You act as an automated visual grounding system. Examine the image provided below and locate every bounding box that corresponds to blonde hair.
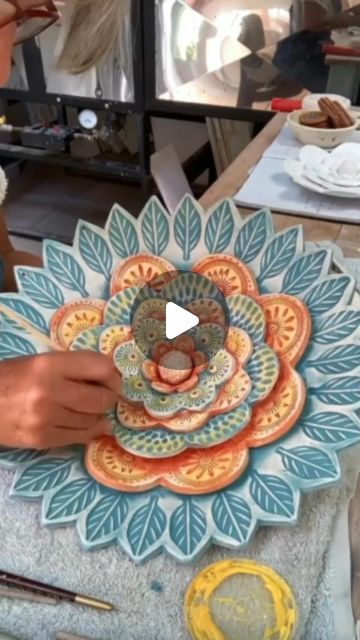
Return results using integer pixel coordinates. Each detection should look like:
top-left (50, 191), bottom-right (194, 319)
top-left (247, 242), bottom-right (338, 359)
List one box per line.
top-left (57, 0), bottom-right (129, 75)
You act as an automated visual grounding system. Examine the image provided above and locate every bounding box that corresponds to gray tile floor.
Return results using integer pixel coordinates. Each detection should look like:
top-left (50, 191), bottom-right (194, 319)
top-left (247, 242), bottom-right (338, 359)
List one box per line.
top-left (5, 164), bottom-right (147, 244)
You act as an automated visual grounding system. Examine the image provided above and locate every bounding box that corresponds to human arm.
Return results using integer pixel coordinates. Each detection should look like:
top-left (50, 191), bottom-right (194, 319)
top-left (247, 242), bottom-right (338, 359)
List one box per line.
top-left (0, 0), bottom-right (49, 84)
top-left (0, 209), bottom-right (42, 291)
top-left (298, 1), bottom-right (360, 31)
top-left (0, 350), bottom-right (121, 448)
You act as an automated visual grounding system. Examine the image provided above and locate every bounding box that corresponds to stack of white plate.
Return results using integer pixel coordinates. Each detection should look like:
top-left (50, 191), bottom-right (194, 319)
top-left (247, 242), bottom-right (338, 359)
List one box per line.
top-left (284, 143), bottom-right (360, 198)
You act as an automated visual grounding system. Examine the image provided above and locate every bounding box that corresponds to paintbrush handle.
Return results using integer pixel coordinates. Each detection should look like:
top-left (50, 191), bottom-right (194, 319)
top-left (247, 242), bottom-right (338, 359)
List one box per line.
top-left (0, 572), bottom-right (112, 611)
top-left (0, 586), bottom-right (57, 606)
top-left (0, 571), bottom-right (76, 601)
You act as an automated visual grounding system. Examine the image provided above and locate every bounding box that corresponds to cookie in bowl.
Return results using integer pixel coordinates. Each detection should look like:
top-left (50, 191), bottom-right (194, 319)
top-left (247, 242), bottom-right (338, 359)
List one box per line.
top-left (288, 101), bottom-right (357, 148)
top-left (298, 111), bottom-right (330, 129)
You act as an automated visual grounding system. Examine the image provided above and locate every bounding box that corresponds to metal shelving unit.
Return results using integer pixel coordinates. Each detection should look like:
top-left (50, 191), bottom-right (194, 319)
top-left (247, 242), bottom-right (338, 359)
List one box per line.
top-left (0, 0), bottom-right (152, 188)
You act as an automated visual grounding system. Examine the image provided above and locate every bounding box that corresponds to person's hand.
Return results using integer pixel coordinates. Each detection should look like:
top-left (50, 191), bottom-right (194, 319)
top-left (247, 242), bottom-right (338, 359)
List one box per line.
top-left (312, 12), bottom-right (360, 32)
top-left (0, 0), bottom-right (49, 85)
top-left (0, 351), bottom-right (121, 449)
top-left (0, 0), bottom-right (47, 23)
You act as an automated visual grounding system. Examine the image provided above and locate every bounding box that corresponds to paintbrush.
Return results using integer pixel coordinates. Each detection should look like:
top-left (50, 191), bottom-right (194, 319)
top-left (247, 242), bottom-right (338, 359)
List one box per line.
top-left (0, 572), bottom-right (113, 612)
top-left (0, 585), bottom-right (57, 606)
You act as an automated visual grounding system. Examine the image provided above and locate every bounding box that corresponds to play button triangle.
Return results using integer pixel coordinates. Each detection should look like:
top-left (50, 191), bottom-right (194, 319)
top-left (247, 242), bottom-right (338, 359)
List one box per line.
top-left (166, 302), bottom-right (199, 340)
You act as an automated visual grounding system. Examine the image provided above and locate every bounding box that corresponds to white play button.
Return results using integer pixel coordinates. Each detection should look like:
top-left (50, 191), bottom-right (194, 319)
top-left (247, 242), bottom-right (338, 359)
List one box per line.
top-left (166, 302), bottom-right (199, 340)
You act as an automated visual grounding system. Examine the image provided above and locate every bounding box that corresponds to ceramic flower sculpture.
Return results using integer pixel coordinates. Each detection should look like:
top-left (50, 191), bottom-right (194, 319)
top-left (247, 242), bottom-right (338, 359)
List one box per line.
top-left (0, 197), bottom-right (359, 563)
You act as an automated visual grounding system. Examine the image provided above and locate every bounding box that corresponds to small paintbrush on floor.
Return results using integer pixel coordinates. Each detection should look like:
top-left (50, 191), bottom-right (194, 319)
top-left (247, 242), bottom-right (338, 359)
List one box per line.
top-left (0, 571), bottom-right (113, 611)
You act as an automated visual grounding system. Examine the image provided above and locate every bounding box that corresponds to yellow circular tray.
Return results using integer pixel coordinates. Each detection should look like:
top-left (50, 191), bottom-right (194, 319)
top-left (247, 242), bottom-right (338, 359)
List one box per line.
top-left (185, 559), bottom-right (297, 640)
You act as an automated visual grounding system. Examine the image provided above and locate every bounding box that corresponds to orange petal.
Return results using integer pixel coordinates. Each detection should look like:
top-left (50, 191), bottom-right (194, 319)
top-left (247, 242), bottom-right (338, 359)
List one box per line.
top-left (152, 340), bottom-right (172, 363)
top-left (186, 298), bottom-right (227, 326)
top-left (162, 439), bottom-right (249, 495)
top-left (192, 351), bottom-right (208, 375)
top-left (117, 400), bottom-right (157, 429)
top-left (161, 410), bottom-right (209, 433)
top-left (110, 254), bottom-right (174, 295)
top-left (225, 327), bottom-right (253, 367)
top-left (210, 370), bottom-right (252, 415)
top-left (85, 436), bottom-right (249, 495)
top-left (99, 325), bottom-right (132, 355)
top-left (192, 254), bottom-right (258, 297)
top-left (142, 360), bottom-right (160, 382)
top-left (176, 374), bottom-right (199, 393)
top-left (85, 436), bottom-right (162, 493)
top-left (173, 335), bottom-right (196, 353)
top-left (50, 299), bottom-right (105, 350)
top-left (151, 381), bottom-right (174, 394)
top-left (240, 362), bottom-right (306, 448)
top-left (258, 294), bottom-right (312, 366)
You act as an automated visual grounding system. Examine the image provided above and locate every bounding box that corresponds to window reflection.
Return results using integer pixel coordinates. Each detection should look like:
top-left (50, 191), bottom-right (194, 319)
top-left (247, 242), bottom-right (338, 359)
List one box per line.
top-left (156, 0), bottom-right (360, 109)
top-left (5, 0), bottom-right (134, 103)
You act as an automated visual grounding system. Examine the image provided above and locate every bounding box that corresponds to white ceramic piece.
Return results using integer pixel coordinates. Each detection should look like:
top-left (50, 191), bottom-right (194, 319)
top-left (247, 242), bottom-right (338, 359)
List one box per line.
top-left (285, 142), bottom-right (360, 198)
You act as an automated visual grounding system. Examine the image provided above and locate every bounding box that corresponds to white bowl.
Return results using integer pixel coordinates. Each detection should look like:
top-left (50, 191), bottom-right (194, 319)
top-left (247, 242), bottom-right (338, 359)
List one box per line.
top-left (287, 110), bottom-right (357, 148)
top-left (302, 93), bottom-right (351, 111)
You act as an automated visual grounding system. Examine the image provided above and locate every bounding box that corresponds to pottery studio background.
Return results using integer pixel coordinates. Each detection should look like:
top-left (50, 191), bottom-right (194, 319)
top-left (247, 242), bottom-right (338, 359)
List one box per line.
top-left (0, 2), bottom-right (360, 640)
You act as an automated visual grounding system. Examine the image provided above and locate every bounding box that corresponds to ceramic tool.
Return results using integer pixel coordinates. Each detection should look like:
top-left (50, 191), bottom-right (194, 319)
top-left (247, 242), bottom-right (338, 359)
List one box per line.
top-left (0, 571), bottom-right (113, 611)
top-left (185, 559), bottom-right (298, 640)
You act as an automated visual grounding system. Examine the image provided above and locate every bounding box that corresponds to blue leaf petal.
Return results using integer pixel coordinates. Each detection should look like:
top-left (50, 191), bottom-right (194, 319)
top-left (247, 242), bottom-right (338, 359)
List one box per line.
top-left (170, 499), bottom-right (207, 555)
top-left (45, 243), bottom-right (88, 296)
top-left (108, 206), bottom-right (139, 258)
top-left (259, 228), bottom-right (299, 282)
top-left (0, 331), bottom-right (37, 359)
top-left (13, 458), bottom-right (72, 494)
top-left (249, 471), bottom-right (295, 518)
top-left (174, 196), bottom-right (202, 261)
top-left (212, 492), bottom-right (252, 543)
top-left (227, 295), bottom-right (265, 345)
top-left (307, 345), bottom-right (360, 375)
top-left (141, 199), bottom-right (170, 256)
top-left (312, 377), bottom-right (360, 405)
top-left (205, 201), bottom-right (235, 253)
top-left (46, 478), bottom-right (97, 521)
top-left (0, 297), bottom-right (47, 333)
top-left (299, 411), bottom-right (360, 445)
top-left (246, 345), bottom-right (279, 404)
top-left (17, 269), bottom-right (64, 309)
top-left (235, 210), bottom-right (268, 263)
top-left (312, 310), bottom-right (360, 345)
top-left (78, 224), bottom-right (113, 278)
top-left (303, 276), bottom-right (352, 317)
top-left (127, 497), bottom-right (166, 557)
top-left (0, 448), bottom-right (48, 466)
top-left (104, 287), bottom-right (139, 325)
top-left (70, 326), bottom-right (101, 353)
top-left (282, 250), bottom-right (327, 295)
top-left (277, 446), bottom-right (338, 481)
top-left (85, 493), bottom-right (128, 542)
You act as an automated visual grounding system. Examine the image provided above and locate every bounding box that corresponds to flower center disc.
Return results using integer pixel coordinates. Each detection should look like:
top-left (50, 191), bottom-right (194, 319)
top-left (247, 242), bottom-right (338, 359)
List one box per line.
top-left (159, 350), bottom-right (193, 385)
